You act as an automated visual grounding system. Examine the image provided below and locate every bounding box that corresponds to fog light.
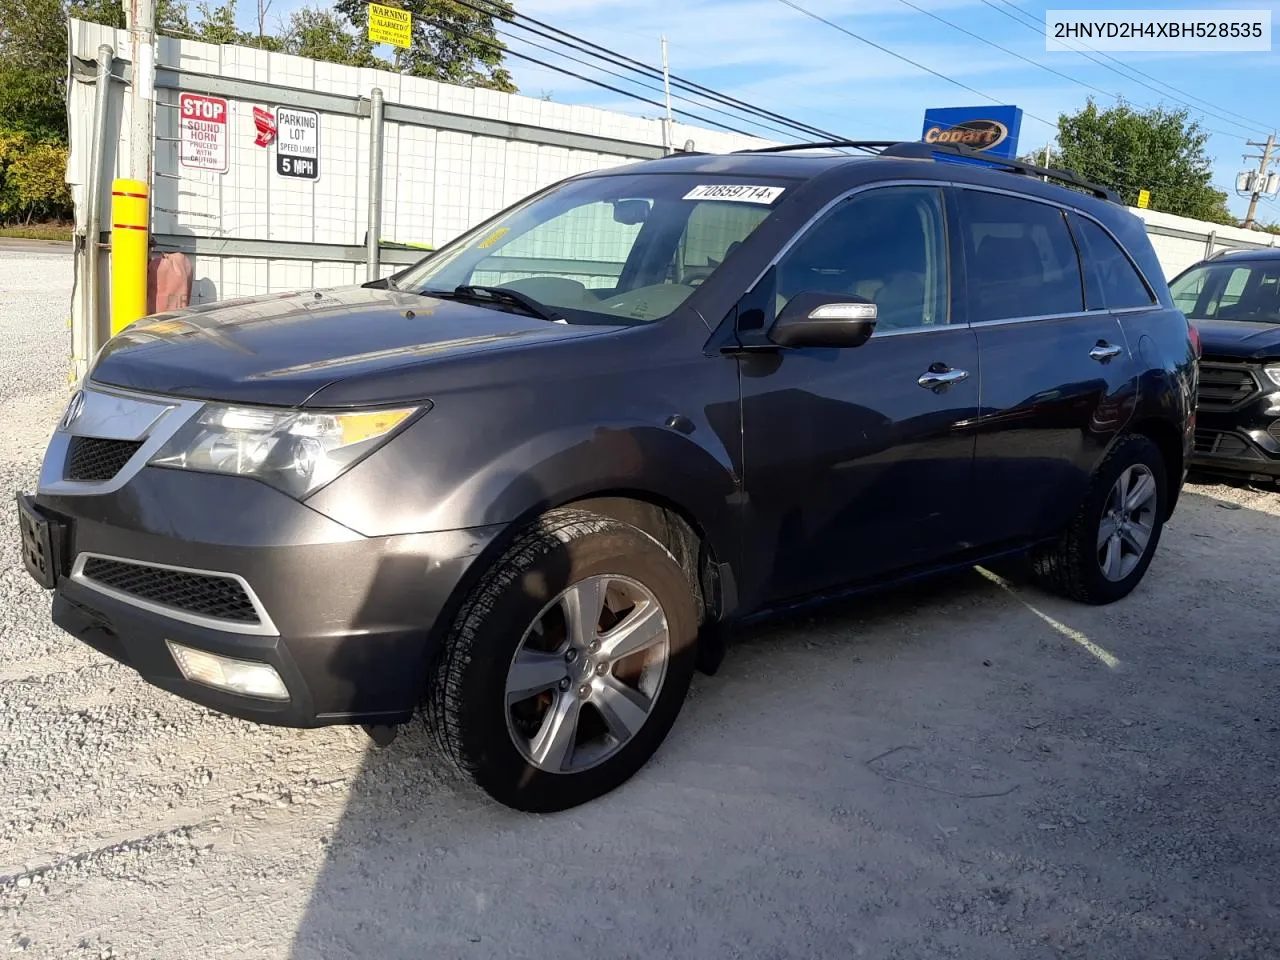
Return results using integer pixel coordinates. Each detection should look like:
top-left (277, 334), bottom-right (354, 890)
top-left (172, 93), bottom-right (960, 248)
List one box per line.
top-left (166, 641), bottom-right (289, 701)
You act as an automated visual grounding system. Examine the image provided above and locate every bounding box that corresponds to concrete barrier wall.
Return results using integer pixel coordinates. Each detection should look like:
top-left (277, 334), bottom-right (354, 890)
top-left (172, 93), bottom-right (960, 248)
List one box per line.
top-left (64, 18), bottom-right (770, 370)
top-left (1128, 207), bottom-right (1279, 280)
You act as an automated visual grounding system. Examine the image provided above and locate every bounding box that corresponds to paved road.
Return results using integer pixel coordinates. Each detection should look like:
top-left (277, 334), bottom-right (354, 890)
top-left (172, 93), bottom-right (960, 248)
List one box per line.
top-left (0, 240), bottom-right (71, 256)
top-left (0, 254), bottom-right (1276, 959)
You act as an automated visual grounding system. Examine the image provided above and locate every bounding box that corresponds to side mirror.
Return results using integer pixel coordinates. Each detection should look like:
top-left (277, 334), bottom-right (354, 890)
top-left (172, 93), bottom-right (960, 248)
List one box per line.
top-left (771, 292), bottom-right (877, 348)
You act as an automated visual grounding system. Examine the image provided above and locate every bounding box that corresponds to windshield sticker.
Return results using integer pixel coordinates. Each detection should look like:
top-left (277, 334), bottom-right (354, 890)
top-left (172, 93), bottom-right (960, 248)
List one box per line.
top-left (682, 184), bottom-right (786, 204)
top-left (476, 227), bottom-right (510, 249)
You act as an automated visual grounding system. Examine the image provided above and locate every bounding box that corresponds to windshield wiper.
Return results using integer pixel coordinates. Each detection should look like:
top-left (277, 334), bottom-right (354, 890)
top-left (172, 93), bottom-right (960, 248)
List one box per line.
top-left (422, 284), bottom-right (563, 323)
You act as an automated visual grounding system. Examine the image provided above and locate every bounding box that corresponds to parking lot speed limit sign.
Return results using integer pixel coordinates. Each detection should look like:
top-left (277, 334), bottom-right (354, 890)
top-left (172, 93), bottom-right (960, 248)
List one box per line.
top-left (275, 106), bottom-right (320, 180)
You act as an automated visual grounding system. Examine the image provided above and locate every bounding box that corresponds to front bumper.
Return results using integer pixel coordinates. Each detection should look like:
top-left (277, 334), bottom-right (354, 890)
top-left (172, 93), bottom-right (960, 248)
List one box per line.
top-left (26, 466), bottom-right (502, 727)
top-left (1191, 412), bottom-right (1280, 480)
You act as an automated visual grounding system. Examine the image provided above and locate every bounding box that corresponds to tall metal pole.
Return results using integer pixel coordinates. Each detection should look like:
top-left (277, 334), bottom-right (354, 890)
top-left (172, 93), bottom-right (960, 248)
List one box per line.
top-left (81, 45), bottom-right (115, 380)
top-left (1243, 132), bottom-right (1276, 229)
top-left (660, 36), bottom-right (674, 155)
top-left (366, 88), bottom-right (385, 282)
top-left (126, 0), bottom-right (157, 188)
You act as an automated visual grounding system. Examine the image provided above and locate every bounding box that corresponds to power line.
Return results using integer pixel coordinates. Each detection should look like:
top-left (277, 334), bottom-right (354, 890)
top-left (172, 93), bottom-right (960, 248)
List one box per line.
top-left (496, 29), bottom-right (824, 142)
top-left (894, 0), bottom-right (1118, 102)
top-left (494, 26), bottom-right (834, 142)
top-left (990, 0), bottom-right (1271, 133)
top-left (439, 26), bottom-right (761, 137)
top-left (976, 0), bottom-right (1270, 139)
top-left (770, 0), bottom-right (1058, 132)
top-left (453, 0), bottom-right (848, 141)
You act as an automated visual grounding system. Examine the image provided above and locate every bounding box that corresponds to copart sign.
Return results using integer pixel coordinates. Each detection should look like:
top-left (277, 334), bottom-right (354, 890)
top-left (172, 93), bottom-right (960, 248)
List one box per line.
top-left (920, 105), bottom-right (1023, 161)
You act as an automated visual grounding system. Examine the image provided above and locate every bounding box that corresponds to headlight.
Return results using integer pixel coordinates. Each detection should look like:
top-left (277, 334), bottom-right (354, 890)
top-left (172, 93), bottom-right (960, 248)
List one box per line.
top-left (150, 403), bottom-right (420, 498)
top-left (1264, 364), bottom-right (1280, 388)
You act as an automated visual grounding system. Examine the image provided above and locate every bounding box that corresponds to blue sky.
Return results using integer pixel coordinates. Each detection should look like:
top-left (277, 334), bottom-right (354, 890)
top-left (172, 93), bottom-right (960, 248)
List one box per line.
top-left (249, 0), bottom-right (1280, 220)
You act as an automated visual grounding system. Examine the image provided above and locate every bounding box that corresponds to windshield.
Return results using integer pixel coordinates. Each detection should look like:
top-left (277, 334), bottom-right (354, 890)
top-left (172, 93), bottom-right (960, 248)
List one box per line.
top-left (1170, 259), bottom-right (1280, 323)
top-left (394, 174), bottom-right (792, 324)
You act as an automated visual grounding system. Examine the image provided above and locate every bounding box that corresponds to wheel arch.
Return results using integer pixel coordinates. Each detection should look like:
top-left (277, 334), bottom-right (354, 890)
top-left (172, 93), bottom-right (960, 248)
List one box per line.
top-left (1127, 416), bottom-right (1184, 519)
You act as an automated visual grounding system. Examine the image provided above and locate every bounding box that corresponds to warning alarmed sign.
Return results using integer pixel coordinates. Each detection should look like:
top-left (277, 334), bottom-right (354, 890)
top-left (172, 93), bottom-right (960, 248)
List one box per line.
top-left (179, 93), bottom-right (229, 173)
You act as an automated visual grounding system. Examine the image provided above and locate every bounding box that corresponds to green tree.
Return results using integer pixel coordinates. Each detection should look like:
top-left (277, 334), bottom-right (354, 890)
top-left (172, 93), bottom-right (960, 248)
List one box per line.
top-left (283, 7), bottom-right (386, 67)
top-left (189, 0), bottom-right (282, 48)
top-left (1054, 98), bottom-right (1235, 224)
top-left (334, 0), bottom-right (516, 91)
top-left (0, 0), bottom-right (189, 141)
top-left (0, 128), bottom-right (72, 223)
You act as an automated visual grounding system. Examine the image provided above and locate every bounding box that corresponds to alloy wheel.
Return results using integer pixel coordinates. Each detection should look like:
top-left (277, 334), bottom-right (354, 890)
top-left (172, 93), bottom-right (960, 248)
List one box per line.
top-left (1097, 463), bottom-right (1158, 582)
top-left (504, 575), bottom-right (670, 774)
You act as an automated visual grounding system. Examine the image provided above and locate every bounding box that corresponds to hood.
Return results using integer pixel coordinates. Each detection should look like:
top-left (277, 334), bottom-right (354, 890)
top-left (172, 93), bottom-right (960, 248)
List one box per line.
top-left (89, 286), bottom-right (619, 407)
top-left (1192, 317), bottom-right (1280, 362)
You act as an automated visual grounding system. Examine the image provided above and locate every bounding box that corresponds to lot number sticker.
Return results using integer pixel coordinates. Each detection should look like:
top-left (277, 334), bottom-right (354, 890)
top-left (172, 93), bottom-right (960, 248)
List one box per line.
top-left (683, 184), bottom-right (785, 204)
top-left (275, 107), bottom-right (320, 181)
top-left (179, 93), bottom-right (229, 173)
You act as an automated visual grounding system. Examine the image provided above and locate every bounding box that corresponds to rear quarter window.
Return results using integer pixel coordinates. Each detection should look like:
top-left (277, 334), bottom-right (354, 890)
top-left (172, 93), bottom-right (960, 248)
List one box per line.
top-left (1074, 217), bottom-right (1156, 310)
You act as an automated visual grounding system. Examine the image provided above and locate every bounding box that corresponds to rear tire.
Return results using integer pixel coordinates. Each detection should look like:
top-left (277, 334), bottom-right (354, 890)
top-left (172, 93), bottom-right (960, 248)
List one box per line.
top-left (427, 509), bottom-right (698, 812)
top-left (1033, 434), bottom-right (1168, 605)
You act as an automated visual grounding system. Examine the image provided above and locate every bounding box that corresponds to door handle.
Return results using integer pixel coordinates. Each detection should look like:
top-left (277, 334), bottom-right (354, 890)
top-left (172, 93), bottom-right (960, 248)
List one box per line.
top-left (1089, 341), bottom-right (1123, 363)
top-left (917, 365), bottom-right (970, 390)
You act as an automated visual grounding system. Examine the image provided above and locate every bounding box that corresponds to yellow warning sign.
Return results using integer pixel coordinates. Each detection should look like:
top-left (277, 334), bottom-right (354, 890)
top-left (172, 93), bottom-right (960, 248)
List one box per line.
top-left (1137, 189), bottom-right (1151, 209)
top-left (368, 3), bottom-right (412, 48)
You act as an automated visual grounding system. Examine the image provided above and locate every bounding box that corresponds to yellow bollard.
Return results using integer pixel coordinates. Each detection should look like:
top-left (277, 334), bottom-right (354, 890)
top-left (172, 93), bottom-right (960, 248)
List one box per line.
top-left (110, 178), bottom-right (149, 335)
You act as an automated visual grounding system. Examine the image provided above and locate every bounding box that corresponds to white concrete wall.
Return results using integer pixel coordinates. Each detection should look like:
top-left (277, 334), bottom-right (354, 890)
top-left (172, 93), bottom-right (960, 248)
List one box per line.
top-left (66, 19), bottom-right (771, 311)
top-left (1127, 207), bottom-right (1280, 279)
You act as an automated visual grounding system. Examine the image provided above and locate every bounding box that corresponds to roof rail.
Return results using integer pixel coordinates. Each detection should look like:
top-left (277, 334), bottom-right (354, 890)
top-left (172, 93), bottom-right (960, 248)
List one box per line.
top-left (730, 139), bottom-right (1119, 202)
top-left (732, 140), bottom-right (899, 156)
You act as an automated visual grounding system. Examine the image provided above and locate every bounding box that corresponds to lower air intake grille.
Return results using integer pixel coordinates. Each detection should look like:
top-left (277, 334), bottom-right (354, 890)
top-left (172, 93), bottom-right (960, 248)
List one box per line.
top-left (1193, 429), bottom-right (1258, 459)
top-left (80, 557), bottom-right (260, 624)
top-left (66, 437), bottom-right (144, 482)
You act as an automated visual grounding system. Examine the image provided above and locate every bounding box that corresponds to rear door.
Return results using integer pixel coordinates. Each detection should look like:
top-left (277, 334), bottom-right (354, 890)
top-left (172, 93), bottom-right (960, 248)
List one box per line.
top-left (956, 188), bottom-right (1137, 546)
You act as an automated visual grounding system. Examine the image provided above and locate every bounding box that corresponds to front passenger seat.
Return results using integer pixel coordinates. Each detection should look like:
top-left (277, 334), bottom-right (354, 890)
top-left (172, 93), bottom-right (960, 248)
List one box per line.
top-left (873, 271), bottom-right (926, 329)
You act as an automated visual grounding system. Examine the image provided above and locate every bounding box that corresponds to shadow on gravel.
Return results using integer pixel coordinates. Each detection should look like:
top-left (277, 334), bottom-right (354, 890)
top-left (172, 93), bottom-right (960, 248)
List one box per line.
top-left (287, 493), bottom-right (1280, 960)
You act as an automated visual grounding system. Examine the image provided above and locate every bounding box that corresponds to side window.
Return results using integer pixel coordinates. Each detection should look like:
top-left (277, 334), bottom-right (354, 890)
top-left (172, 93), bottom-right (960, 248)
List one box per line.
top-left (775, 186), bottom-right (948, 331)
top-left (677, 202), bottom-right (769, 283)
top-left (1075, 217), bottom-right (1155, 309)
top-left (958, 190), bottom-right (1084, 322)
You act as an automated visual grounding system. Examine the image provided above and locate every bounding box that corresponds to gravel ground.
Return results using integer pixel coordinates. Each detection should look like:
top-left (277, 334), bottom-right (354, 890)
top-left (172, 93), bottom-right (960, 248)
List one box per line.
top-left (0, 251), bottom-right (1277, 959)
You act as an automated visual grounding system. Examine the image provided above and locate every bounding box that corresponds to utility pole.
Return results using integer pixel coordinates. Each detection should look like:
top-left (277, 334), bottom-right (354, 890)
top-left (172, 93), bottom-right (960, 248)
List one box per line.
top-left (660, 36), bottom-right (674, 155)
top-left (1241, 133), bottom-right (1277, 229)
top-left (126, 0), bottom-right (157, 188)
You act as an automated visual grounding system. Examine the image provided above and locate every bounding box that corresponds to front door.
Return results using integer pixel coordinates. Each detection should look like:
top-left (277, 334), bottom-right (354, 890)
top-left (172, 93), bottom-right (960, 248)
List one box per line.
top-left (953, 188), bottom-right (1138, 546)
top-left (738, 184), bottom-right (979, 605)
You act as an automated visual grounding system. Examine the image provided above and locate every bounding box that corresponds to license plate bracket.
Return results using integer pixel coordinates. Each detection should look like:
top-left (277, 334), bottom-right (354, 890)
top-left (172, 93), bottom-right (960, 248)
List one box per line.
top-left (16, 495), bottom-right (66, 590)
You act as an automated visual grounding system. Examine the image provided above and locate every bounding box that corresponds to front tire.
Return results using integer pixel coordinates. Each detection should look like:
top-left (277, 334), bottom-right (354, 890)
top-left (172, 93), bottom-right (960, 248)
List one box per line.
top-left (1033, 433), bottom-right (1168, 605)
top-left (427, 509), bottom-right (698, 812)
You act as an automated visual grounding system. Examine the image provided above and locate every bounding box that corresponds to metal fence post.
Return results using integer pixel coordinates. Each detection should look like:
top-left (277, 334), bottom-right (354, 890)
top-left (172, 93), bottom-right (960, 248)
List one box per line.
top-left (81, 44), bottom-right (115, 379)
top-left (366, 88), bottom-right (385, 282)
top-left (1205, 230), bottom-right (1217, 260)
